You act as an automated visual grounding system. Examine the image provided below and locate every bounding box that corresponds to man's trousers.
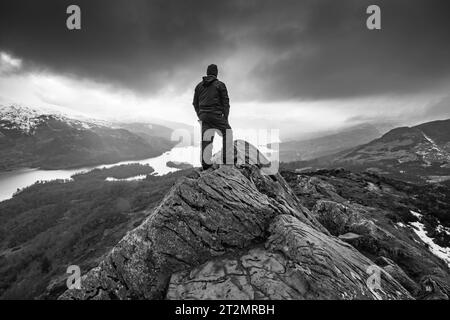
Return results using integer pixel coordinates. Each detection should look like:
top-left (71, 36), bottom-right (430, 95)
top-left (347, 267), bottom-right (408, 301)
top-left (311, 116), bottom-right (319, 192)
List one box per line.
top-left (199, 113), bottom-right (233, 170)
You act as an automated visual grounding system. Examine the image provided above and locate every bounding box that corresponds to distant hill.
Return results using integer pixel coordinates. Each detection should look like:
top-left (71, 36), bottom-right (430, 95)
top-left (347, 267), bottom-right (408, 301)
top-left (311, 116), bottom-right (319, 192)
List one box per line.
top-left (112, 122), bottom-right (174, 141)
top-left (276, 124), bottom-right (382, 162)
top-left (0, 105), bottom-right (176, 172)
top-left (115, 118), bottom-right (196, 147)
top-left (283, 119), bottom-right (450, 184)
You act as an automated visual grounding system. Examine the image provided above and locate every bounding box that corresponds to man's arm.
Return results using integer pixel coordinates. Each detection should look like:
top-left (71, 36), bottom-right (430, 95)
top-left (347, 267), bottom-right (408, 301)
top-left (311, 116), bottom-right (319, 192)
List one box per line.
top-left (218, 82), bottom-right (230, 119)
top-left (193, 85), bottom-right (200, 116)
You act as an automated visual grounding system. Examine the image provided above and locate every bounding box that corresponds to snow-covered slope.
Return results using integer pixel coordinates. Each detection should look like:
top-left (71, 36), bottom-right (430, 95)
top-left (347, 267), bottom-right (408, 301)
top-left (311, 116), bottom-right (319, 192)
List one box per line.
top-left (0, 104), bottom-right (176, 171)
top-left (0, 104), bottom-right (107, 134)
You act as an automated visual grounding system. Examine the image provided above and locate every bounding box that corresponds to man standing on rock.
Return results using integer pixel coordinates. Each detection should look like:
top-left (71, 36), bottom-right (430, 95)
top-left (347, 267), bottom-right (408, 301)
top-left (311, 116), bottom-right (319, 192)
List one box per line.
top-left (193, 64), bottom-right (233, 170)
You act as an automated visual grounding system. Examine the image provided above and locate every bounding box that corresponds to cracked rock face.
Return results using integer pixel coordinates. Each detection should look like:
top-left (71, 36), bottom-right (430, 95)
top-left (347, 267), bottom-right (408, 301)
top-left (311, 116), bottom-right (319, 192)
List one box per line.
top-left (60, 142), bottom-right (413, 300)
top-left (168, 215), bottom-right (411, 300)
top-left (167, 247), bottom-right (303, 300)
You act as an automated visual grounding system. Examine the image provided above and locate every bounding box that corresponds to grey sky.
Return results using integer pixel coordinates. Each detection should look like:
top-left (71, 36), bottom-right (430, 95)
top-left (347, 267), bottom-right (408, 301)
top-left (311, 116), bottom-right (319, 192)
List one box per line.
top-left (1, 0), bottom-right (449, 138)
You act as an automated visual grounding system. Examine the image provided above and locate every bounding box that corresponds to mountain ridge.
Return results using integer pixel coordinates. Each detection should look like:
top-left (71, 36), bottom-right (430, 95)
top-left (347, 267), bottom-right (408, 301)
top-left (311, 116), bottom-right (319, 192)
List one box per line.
top-left (283, 118), bottom-right (450, 184)
top-left (276, 123), bottom-right (383, 162)
top-left (0, 105), bottom-right (176, 172)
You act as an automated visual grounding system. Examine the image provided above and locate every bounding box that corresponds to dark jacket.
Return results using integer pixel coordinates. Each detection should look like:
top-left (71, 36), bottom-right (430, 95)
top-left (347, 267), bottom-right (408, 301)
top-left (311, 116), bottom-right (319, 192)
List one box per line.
top-left (193, 75), bottom-right (230, 119)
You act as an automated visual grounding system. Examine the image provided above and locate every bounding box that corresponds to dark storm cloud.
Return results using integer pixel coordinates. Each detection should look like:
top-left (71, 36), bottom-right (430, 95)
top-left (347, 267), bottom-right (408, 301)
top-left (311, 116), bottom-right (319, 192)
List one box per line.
top-left (0, 0), bottom-right (239, 94)
top-left (251, 0), bottom-right (450, 100)
top-left (0, 0), bottom-right (449, 100)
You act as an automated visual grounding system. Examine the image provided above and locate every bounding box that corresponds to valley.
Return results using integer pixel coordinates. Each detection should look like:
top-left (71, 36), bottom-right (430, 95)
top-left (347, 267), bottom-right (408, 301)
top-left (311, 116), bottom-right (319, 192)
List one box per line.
top-left (0, 105), bottom-right (177, 172)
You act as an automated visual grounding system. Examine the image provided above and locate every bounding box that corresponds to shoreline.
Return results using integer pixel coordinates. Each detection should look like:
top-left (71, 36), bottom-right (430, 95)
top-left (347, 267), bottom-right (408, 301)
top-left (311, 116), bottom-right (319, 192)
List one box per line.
top-left (0, 144), bottom-right (197, 203)
top-left (0, 147), bottom-right (176, 175)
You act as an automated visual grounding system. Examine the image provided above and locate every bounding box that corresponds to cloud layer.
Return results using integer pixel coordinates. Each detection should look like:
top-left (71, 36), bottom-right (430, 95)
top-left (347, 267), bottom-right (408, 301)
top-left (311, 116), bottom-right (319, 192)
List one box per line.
top-left (1, 0), bottom-right (449, 101)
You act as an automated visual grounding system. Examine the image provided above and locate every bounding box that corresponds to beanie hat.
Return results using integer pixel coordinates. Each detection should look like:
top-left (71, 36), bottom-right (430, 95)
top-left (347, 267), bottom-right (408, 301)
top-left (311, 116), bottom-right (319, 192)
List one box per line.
top-left (206, 64), bottom-right (218, 76)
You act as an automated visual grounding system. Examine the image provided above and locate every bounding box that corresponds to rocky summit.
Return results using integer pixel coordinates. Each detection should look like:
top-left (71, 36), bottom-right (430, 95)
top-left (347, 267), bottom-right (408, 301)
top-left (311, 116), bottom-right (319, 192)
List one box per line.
top-left (60, 141), bottom-right (449, 300)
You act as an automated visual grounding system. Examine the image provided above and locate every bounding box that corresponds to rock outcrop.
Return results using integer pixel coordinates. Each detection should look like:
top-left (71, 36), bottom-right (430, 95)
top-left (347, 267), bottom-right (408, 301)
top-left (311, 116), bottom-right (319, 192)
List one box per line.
top-left (282, 168), bottom-right (450, 299)
top-left (60, 141), bottom-right (413, 300)
top-left (167, 215), bottom-right (410, 299)
top-left (375, 257), bottom-right (420, 295)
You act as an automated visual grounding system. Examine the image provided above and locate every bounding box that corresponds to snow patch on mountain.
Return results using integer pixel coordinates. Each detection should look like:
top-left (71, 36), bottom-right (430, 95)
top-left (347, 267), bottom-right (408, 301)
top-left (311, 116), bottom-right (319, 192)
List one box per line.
top-left (409, 210), bottom-right (450, 268)
top-left (0, 104), bottom-right (47, 133)
top-left (422, 132), bottom-right (441, 151)
top-left (0, 104), bottom-right (105, 134)
top-left (415, 131), bottom-right (450, 165)
top-left (410, 210), bottom-right (422, 219)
